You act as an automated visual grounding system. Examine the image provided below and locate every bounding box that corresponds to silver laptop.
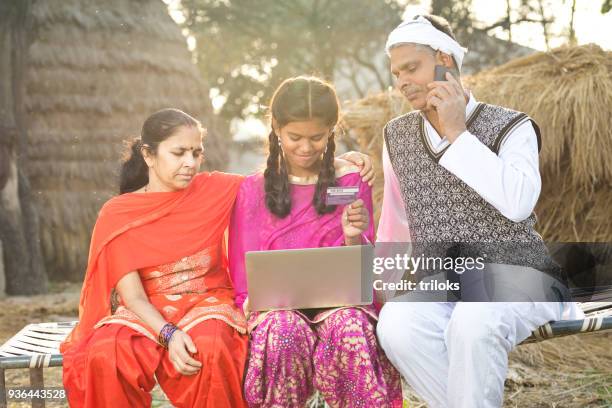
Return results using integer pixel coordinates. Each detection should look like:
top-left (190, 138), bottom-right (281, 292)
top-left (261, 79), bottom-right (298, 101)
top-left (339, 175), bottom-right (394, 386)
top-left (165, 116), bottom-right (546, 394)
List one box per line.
top-left (246, 245), bottom-right (374, 312)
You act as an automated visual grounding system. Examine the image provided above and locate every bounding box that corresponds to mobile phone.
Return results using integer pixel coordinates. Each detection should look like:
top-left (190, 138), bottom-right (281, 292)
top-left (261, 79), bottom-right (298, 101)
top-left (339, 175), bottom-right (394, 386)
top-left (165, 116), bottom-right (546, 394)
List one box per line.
top-left (434, 65), bottom-right (452, 81)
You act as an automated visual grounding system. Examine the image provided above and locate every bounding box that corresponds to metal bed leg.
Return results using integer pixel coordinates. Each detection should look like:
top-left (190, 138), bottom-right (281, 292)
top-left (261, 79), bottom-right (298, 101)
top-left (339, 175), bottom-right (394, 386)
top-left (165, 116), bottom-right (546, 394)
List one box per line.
top-left (29, 368), bottom-right (44, 408)
top-left (0, 368), bottom-right (6, 408)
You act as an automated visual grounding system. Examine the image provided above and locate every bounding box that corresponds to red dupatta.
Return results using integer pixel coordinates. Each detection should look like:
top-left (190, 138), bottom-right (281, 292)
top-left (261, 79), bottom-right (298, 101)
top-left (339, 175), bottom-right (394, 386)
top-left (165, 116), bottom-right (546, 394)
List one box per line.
top-left (60, 171), bottom-right (244, 353)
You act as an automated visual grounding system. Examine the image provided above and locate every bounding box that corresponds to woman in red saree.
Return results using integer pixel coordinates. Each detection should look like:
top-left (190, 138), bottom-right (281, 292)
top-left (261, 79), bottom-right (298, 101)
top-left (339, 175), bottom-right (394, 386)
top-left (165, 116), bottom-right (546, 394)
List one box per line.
top-left (61, 109), bottom-right (248, 408)
top-left (61, 108), bottom-right (374, 407)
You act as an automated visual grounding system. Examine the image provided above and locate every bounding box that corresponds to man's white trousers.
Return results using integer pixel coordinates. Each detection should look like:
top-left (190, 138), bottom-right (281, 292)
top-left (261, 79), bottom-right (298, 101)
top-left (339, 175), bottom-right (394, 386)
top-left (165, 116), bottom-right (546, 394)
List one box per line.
top-left (377, 301), bottom-right (566, 408)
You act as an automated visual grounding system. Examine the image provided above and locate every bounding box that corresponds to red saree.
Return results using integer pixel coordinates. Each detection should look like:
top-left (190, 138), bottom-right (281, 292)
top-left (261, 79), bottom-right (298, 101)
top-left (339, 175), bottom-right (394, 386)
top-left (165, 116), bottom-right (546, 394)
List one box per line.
top-left (62, 172), bottom-right (248, 408)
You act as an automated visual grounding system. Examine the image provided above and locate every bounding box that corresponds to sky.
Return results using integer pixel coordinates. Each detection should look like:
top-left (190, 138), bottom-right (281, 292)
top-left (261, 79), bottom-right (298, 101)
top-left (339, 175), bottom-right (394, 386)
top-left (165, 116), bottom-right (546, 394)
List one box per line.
top-left (167, 0), bottom-right (612, 51)
top-left (404, 0), bottom-right (612, 51)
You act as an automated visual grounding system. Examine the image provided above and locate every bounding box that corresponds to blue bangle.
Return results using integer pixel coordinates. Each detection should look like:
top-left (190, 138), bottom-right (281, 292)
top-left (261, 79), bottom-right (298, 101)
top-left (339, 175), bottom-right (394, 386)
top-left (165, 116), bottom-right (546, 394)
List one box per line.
top-left (158, 323), bottom-right (179, 349)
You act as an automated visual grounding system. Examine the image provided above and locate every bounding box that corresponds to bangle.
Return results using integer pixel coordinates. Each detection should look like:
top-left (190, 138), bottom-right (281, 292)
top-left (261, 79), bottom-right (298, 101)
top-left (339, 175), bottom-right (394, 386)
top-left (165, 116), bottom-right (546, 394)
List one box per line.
top-left (158, 323), bottom-right (179, 349)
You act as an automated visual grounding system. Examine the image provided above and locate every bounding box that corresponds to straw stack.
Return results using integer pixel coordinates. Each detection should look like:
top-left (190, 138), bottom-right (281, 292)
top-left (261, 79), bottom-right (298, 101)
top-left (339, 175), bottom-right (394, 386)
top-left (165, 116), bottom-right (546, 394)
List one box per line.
top-left (340, 91), bottom-right (410, 225)
top-left (465, 44), bottom-right (612, 242)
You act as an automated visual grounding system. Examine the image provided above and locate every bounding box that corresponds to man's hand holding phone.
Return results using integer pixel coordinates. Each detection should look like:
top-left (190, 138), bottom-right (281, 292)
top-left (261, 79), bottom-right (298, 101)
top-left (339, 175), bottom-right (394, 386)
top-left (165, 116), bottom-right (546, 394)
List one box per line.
top-left (427, 65), bottom-right (468, 142)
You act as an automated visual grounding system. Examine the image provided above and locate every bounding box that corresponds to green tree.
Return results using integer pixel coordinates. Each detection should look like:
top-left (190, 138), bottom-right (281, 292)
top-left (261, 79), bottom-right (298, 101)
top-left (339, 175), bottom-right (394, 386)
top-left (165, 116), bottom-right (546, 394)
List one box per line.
top-left (179, 0), bottom-right (402, 123)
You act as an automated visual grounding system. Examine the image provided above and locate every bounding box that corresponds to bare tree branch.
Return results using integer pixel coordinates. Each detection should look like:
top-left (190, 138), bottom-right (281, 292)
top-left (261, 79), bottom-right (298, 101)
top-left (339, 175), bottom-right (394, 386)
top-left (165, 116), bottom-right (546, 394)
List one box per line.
top-left (482, 16), bottom-right (552, 32)
top-left (506, 0), bottom-right (513, 41)
top-left (338, 64), bottom-right (366, 99)
top-left (537, 0), bottom-right (551, 50)
top-left (351, 49), bottom-right (388, 91)
top-left (568, 0), bottom-right (577, 45)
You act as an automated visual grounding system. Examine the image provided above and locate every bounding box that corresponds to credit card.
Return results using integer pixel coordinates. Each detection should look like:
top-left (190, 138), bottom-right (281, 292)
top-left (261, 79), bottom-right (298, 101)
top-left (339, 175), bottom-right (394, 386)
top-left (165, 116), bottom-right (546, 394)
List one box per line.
top-left (325, 186), bottom-right (359, 205)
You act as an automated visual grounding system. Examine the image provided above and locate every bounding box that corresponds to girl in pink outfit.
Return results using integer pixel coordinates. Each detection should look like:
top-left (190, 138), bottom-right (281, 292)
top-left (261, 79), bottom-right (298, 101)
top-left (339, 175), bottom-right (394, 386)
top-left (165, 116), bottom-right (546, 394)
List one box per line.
top-left (229, 76), bottom-right (402, 408)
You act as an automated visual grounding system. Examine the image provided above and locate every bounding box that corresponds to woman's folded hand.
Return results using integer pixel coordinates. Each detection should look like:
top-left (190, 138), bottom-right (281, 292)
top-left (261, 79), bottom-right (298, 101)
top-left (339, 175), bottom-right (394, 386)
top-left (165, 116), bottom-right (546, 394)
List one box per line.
top-left (168, 330), bottom-right (203, 375)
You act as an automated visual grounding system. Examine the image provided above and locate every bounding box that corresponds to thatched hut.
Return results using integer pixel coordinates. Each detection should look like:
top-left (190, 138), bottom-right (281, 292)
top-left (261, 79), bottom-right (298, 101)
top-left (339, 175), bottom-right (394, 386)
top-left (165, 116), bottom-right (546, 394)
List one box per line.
top-left (24, 0), bottom-right (226, 281)
top-left (341, 44), bottom-right (612, 242)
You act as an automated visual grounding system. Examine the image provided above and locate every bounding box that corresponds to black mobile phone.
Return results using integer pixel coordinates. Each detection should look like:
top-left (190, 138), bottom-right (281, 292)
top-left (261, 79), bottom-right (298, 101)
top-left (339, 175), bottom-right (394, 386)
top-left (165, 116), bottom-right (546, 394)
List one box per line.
top-left (434, 65), bottom-right (452, 81)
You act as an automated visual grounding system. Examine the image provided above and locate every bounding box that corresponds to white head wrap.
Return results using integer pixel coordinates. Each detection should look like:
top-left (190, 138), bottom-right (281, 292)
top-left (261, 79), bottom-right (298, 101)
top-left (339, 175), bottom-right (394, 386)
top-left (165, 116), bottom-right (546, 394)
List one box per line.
top-left (385, 15), bottom-right (468, 70)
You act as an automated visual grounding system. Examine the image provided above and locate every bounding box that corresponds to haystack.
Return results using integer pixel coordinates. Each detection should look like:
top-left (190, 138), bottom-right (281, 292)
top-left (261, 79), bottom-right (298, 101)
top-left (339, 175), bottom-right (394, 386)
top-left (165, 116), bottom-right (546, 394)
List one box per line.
top-left (341, 91), bottom-right (411, 225)
top-left (465, 44), bottom-right (612, 242)
top-left (341, 44), bottom-right (612, 242)
top-left (25, 0), bottom-right (225, 281)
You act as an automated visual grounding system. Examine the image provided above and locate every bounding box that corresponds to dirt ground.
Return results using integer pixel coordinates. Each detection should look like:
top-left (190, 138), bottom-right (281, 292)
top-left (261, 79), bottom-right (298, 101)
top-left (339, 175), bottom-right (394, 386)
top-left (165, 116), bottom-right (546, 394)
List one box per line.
top-left (1, 282), bottom-right (610, 408)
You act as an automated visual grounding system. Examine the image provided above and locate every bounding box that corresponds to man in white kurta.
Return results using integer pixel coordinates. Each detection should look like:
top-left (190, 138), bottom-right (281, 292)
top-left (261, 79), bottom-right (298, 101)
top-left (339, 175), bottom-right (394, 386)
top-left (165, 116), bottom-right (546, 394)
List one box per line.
top-left (375, 15), bottom-right (579, 408)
